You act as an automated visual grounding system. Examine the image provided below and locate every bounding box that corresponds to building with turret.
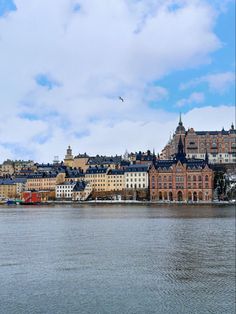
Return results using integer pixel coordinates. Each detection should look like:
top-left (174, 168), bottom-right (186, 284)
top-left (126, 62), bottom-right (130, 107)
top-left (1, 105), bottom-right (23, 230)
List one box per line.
top-left (160, 115), bottom-right (236, 164)
top-left (64, 146), bottom-right (74, 167)
top-left (150, 137), bottom-right (214, 202)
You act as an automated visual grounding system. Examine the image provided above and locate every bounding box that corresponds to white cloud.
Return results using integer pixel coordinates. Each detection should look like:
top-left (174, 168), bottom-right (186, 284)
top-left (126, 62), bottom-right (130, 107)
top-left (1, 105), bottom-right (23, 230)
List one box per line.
top-left (180, 71), bottom-right (235, 93)
top-left (0, 0), bottom-right (228, 162)
top-left (176, 92), bottom-right (205, 107)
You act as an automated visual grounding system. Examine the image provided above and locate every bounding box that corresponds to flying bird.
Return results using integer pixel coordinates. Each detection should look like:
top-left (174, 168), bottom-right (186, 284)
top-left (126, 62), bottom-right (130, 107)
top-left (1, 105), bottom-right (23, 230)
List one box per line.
top-left (119, 96), bottom-right (124, 102)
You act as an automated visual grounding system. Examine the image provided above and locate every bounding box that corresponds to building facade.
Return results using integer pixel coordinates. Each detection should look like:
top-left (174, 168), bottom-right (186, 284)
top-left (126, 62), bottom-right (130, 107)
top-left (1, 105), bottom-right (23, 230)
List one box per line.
top-left (151, 138), bottom-right (214, 202)
top-left (161, 116), bottom-right (236, 164)
top-left (124, 165), bottom-right (149, 189)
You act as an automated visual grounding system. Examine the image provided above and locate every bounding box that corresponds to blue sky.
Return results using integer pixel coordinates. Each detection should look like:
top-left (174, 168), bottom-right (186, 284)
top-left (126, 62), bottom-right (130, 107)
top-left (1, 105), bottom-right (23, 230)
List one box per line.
top-left (0, 0), bottom-right (235, 162)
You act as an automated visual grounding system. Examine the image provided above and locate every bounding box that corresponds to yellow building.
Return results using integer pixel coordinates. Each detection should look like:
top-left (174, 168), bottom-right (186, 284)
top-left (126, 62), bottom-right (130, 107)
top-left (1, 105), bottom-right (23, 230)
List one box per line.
top-left (26, 172), bottom-right (65, 191)
top-left (85, 167), bottom-right (108, 192)
top-left (106, 169), bottom-right (125, 191)
top-left (85, 167), bottom-right (125, 192)
top-left (0, 180), bottom-right (17, 198)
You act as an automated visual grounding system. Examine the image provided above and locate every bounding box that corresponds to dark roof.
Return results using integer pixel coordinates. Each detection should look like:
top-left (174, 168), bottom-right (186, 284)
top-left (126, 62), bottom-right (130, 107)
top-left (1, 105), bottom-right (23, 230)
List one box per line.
top-left (73, 181), bottom-right (88, 191)
top-left (87, 155), bottom-right (122, 165)
top-left (27, 172), bottom-right (58, 179)
top-left (195, 130), bottom-right (232, 135)
top-left (66, 170), bottom-right (84, 178)
top-left (86, 167), bottom-right (108, 174)
top-left (107, 169), bottom-right (124, 175)
top-left (154, 158), bottom-right (209, 170)
top-left (124, 165), bottom-right (149, 172)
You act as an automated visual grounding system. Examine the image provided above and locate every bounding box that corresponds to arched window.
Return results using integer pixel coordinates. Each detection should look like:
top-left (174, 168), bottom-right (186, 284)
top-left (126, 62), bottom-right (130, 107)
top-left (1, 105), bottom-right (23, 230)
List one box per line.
top-left (188, 192), bottom-right (192, 201)
top-left (164, 192), bottom-right (168, 200)
top-left (198, 175), bottom-right (202, 181)
top-left (193, 175), bottom-right (196, 181)
top-left (199, 192), bottom-right (203, 201)
top-left (159, 192), bottom-right (162, 200)
top-left (188, 175), bottom-right (191, 181)
top-left (177, 191), bottom-right (183, 201)
top-left (205, 175), bottom-right (209, 182)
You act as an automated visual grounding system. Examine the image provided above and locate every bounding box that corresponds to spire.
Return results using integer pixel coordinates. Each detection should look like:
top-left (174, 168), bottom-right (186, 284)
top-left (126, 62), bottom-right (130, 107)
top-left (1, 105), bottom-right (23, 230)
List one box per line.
top-left (179, 112), bottom-right (182, 126)
top-left (178, 136), bottom-right (184, 154)
top-left (152, 149), bottom-right (156, 163)
top-left (175, 136), bottom-right (186, 162)
top-left (231, 122), bottom-right (234, 130)
top-left (205, 150), bottom-right (209, 164)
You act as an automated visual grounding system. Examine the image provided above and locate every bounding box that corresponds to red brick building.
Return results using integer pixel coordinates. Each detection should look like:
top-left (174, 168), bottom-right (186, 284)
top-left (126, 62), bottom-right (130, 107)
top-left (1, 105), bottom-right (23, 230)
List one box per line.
top-left (150, 137), bottom-right (214, 202)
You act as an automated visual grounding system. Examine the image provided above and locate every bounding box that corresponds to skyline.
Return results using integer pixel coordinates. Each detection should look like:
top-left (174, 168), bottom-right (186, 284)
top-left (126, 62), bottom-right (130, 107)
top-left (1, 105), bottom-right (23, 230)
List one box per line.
top-left (0, 0), bottom-right (235, 163)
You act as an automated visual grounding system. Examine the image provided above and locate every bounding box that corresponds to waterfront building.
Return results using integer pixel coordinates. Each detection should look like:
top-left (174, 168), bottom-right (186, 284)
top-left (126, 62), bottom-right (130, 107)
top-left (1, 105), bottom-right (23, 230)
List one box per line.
top-left (26, 172), bottom-right (65, 191)
top-left (150, 137), bottom-right (214, 202)
top-left (56, 181), bottom-right (76, 199)
top-left (72, 181), bottom-right (93, 201)
top-left (85, 167), bottom-right (108, 192)
top-left (160, 116), bottom-right (236, 164)
top-left (0, 179), bottom-right (17, 198)
top-left (106, 169), bottom-right (125, 191)
top-left (124, 164), bottom-right (150, 189)
top-left (14, 177), bottom-right (27, 197)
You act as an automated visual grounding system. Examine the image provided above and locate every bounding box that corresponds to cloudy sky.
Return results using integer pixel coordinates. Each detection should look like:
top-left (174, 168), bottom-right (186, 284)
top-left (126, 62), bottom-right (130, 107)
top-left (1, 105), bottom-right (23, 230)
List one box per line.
top-left (0, 0), bottom-right (235, 163)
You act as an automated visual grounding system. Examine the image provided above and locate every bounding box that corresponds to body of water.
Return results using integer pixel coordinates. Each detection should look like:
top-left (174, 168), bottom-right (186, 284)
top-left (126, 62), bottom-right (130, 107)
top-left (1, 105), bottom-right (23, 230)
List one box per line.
top-left (0, 204), bottom-right (235, 314)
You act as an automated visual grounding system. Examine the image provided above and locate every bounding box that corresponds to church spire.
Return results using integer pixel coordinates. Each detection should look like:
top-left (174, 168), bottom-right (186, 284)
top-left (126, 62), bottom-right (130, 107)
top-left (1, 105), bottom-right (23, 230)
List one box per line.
top-left (205, 150), bottom-right (209, 164)
top-left (179, 112), bottom-right (182, 126)
top-left (175, 136), bottom-right (186, 162)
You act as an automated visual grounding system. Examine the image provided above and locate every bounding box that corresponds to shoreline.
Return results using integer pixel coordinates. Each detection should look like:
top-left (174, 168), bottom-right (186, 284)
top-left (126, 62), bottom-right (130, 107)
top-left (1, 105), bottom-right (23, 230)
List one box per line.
top-left (1, 200), bottom-right (234, 206)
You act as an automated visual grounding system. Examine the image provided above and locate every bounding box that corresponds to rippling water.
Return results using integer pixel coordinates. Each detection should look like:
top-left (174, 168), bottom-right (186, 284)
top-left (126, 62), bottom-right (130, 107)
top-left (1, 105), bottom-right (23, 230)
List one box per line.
top-left (0, 204), bottom-right (235, 314)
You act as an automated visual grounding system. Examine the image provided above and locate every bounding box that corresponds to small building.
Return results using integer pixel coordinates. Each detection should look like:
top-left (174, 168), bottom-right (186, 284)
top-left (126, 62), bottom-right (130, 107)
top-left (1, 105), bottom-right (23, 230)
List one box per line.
top-left (72, 181), bottom-right (92, 201)
top-left (0, 179), bottom-right (17, 198)
top-left (124, 164), bottom-right (150, 189)
top-left (21, 191), bottom-right (41, 203)
top-left (56, 181), bottom-right (76, 199)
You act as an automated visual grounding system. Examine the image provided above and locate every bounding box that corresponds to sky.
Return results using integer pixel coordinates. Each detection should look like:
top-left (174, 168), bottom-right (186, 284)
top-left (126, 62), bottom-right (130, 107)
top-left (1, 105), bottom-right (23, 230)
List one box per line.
top-left (0, 0), bottom-right (235, 163)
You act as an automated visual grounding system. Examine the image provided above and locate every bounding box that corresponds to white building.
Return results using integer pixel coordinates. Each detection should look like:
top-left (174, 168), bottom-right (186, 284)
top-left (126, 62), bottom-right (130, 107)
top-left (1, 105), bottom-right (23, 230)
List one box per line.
top-left (124, 165), bottom-right (149, 189)
top-left (56, 181), bottom-right (76, 199)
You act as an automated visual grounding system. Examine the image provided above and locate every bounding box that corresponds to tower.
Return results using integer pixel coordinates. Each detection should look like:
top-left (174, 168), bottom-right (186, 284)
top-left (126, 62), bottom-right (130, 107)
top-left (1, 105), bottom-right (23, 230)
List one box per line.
top-left (64, 146), bottom-right (74, 167)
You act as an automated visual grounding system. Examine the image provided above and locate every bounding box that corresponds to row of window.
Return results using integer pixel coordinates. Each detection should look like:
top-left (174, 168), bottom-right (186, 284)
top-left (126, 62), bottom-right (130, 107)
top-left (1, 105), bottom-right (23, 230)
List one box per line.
top-left (126, 184), bottom-right (146, 188)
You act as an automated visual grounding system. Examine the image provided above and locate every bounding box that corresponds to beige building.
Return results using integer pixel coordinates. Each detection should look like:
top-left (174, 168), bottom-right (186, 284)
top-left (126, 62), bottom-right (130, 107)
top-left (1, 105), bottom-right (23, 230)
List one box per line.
top-left (106, 169), bottom-right (125, 191)
top-left (26, 172), bottom-right (65, 191)
top-left (1, 160), bottom-right (14, 176)
top-left (85, 167), bottom-right (108, 192)
top-left (85, 167), bottom-right (125, 192)
top-left (73, 154), bottom-right (90, 172)
top-left (161, 117), bottom-right (236, 164)
top-left (72, 182), bottom-right (93, 201)
top-left (0, 180), bottom-right (17, 198)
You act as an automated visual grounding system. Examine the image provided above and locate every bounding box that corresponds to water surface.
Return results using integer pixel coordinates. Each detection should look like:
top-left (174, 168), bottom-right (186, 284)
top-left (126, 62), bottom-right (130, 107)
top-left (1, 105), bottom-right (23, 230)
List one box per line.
top-left (0, 204), bottom-right (235, 314)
